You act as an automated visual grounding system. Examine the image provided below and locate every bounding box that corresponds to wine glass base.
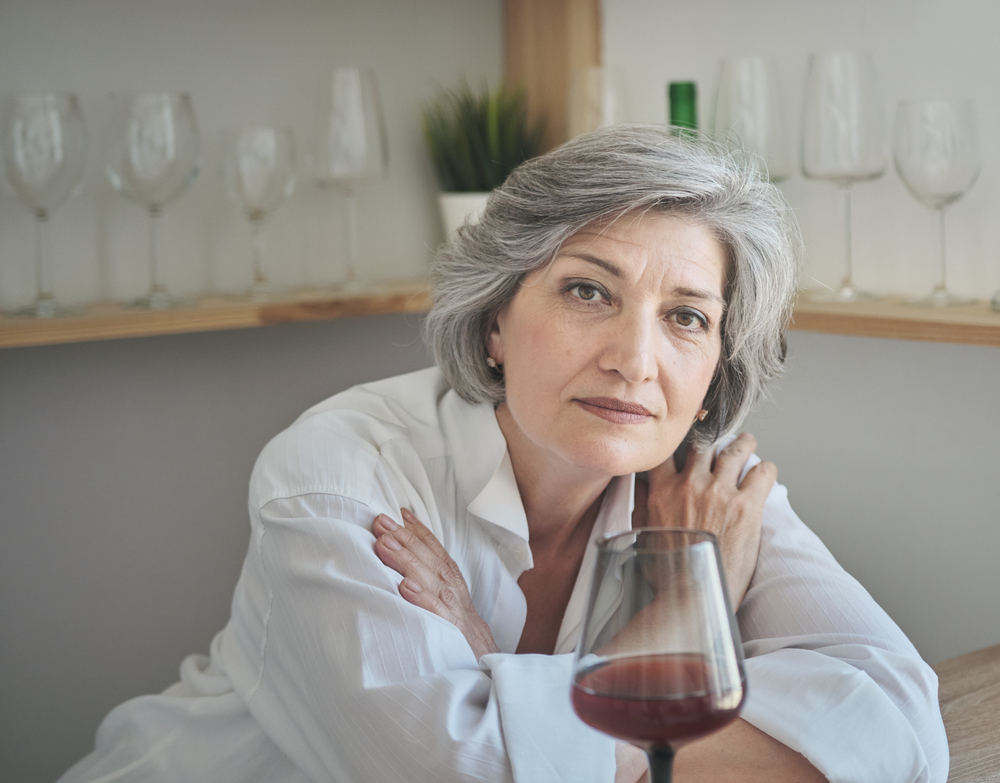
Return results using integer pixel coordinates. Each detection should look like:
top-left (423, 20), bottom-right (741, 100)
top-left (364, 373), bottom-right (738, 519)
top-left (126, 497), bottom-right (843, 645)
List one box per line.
top-left (325, 277), bottom-right (365, 294)
top-left (238, 283), bottom-right (289, 303)
top-left (128, 290), bottom-right (192, 310)
top-left (10, 298), bottom-right (80, 319)
top-left (807, 286), bottom-right (878, 303)
top-left (904, 290), bottom-right (976, 307)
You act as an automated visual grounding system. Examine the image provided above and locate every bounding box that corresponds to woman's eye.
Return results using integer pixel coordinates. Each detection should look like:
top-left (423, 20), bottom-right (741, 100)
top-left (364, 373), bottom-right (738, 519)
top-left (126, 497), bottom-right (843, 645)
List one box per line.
top-left (672, 309), bottom-right (708, 330)
top-left (569, 284), bottom-right (605, 302)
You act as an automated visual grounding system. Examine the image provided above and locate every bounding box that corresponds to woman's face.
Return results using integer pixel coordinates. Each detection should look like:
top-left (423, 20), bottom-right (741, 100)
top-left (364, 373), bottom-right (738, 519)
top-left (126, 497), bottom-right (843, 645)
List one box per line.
top-left (490, 212), bottom-right (727, 482)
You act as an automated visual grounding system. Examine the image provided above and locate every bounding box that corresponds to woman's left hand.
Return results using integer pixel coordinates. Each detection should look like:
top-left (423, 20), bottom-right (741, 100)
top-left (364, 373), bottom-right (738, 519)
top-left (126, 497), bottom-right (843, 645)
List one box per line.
top-left (633, 433), bottom-right (776, 607)
top-left (373, 508), bottom-right (500, 661)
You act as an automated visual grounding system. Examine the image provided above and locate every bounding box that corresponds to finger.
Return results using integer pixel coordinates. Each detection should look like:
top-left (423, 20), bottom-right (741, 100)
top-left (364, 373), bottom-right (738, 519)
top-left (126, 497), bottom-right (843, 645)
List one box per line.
top-left (400, 508), bottom-right (450, 559)
top-left (712, 433), bottom-right (758, 484)
top-left (372, 513), bottom-right (399, 538)
top-left (397, 572), bottom-right (463, 625)
top-left (374, 529), bottom-right (449, 593)
top-left (372, 514), bottom-right (440, 579)
top-left (736, 459), bottom-right (778, 500)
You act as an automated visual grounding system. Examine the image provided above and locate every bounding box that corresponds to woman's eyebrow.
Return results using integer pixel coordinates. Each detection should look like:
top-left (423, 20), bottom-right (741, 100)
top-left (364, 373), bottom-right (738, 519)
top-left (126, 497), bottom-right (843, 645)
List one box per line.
top-left (561, 253), bottom-right (624, 279)
top-left (673, 286), bottom-right (726, 307)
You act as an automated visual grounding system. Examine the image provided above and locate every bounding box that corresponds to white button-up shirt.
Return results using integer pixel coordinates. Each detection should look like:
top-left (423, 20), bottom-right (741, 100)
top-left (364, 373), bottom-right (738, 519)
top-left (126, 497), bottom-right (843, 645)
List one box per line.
top-left (60, 367), bottom-right (948, 783)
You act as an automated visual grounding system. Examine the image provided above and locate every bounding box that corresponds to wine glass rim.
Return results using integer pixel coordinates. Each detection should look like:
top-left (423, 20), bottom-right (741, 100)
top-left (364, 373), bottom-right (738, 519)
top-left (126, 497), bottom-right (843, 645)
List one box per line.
top-left (107, 90), bottom-right (194, 101)
top-left (596, 527), bottom-right (719, 551)
top-left (8, 91), bottom-right (80, 101)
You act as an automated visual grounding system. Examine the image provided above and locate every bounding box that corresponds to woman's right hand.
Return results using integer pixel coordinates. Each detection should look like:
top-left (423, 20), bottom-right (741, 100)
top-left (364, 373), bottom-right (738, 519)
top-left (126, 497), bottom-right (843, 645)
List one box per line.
top-left (634, 432), bottom-right (776, 607)
top-left (373, 508), bottom-right (500, 661)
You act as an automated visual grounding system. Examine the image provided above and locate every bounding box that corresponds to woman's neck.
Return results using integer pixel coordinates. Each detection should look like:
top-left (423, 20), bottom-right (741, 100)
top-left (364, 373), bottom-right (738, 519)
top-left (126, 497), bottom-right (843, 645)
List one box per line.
top-left (494, 402), bottom-right (612, 547)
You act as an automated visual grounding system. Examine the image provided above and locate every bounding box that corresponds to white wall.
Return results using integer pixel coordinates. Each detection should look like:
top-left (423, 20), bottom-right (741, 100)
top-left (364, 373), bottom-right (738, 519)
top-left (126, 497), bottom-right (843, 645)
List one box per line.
top-left (605, 0), bottom-right (1000, 300)
top-left (743, 331), bottom-right (1000, 666)
top-left (0, 315), bottom-right (436, 783)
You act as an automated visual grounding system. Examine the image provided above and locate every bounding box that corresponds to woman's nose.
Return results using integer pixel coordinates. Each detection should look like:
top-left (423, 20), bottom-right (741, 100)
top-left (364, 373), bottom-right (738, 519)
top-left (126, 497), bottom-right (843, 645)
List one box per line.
top-left (598, 310), bottom-right (658, 383)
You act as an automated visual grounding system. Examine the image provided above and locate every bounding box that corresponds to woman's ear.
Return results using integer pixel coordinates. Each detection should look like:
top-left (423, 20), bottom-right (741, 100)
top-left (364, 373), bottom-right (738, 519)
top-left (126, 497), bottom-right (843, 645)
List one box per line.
top-left (487, 320), bottom-right (504, 366)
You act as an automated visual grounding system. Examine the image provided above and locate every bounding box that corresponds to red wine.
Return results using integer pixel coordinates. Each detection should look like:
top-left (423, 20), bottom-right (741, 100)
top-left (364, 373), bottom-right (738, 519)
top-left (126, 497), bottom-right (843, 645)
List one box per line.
top-left (572, 654), bottom-right (744, 748)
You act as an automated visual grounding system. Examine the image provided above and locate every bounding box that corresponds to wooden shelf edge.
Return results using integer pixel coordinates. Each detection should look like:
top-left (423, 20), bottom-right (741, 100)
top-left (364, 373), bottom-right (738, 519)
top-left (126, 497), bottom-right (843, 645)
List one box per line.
top-left (0, 282), bottom-right (433, 350)
top-left (790, 296), bottom-right (1000, 348)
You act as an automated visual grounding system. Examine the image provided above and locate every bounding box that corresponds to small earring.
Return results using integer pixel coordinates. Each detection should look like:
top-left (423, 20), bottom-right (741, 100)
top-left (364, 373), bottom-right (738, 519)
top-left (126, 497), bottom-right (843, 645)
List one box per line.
top-left (486, 357), bottom-right (498, 369)
top-left (696, 409), bottom-right (708, 421)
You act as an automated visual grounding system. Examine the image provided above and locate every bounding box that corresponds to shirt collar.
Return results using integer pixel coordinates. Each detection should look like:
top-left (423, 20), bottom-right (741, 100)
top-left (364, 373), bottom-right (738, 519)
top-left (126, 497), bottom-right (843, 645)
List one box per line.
top-left (438, 388), bottom-right (530, 541)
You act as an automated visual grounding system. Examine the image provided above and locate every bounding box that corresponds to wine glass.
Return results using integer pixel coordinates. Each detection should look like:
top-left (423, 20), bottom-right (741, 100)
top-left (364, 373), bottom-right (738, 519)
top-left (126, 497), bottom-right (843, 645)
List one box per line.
top-left (2, 93), bottom-right (87, 318)
top-left (712, 56), bottom-right (791, 182)
top-left (802, 52), bottom-right (887, 302)
top-left (105, 92), bottom-right (200, 309)
top-left (223, 127), bottom-right (296, 301)
top-left (314, 67), bottom-right (388, 291)
top-left (572, 529), bottom-right (746, 783)
top-left (894, 99), bottom-right (980, 307)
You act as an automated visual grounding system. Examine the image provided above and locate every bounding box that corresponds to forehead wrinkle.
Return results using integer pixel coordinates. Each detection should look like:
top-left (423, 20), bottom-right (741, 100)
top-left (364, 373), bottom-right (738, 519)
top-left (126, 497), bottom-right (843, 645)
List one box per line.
top-left (560, 252), bottom-right (624, 279)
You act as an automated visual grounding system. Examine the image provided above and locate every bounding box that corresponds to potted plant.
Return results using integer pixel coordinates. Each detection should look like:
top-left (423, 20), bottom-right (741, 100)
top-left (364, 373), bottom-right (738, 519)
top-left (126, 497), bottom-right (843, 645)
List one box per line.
top-left (422, 80), bottom-right (545, 239)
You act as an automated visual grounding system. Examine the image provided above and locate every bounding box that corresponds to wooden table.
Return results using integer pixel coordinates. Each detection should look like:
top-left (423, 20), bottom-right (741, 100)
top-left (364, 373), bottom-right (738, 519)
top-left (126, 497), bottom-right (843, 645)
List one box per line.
top-left (933, 643), bottom-right (1000, 782)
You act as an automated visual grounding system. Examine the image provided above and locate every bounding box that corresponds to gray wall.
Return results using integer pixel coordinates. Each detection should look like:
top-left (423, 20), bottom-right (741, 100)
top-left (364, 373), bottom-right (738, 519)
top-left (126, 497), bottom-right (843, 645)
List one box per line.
top-left (745, 332), bottom-right (1000, 666)
top-left (0, 315), bottom-right (434, 782)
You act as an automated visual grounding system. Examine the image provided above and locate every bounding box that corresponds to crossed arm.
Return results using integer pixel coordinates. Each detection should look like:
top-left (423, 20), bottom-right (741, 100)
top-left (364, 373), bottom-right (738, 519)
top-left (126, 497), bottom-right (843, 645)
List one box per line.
top-left (372, 435), bottom-right (827, 782)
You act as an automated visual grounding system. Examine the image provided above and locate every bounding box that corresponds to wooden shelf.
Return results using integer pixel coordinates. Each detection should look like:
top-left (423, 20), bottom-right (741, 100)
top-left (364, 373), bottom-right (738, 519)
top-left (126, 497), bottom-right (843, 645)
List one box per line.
top-left (791, 295), bottom-right (1000, 348)
top-left (2, 281), bottom-right (998, 350)
top-left (0, 280), bottom-right (432, 349)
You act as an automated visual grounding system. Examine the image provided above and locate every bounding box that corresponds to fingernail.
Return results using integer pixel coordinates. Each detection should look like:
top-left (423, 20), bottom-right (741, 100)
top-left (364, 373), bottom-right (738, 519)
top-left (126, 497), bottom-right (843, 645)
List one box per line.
top-left (381, 533), bottom-right (401, 551)
top-left (379, 514), bottom-right (398, 531)
top-left (401, 578), bottom-right (422, 593)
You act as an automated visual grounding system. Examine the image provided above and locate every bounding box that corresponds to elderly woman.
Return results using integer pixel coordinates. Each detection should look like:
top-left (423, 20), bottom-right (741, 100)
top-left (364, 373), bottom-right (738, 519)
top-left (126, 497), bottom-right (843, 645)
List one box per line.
top-left (60, 126), bottom-right (947, 783)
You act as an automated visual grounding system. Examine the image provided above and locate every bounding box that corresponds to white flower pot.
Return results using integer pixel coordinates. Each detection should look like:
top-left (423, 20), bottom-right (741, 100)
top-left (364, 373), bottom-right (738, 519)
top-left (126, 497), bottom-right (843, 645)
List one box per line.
top-left (437, 191), bottom-right (490, 241)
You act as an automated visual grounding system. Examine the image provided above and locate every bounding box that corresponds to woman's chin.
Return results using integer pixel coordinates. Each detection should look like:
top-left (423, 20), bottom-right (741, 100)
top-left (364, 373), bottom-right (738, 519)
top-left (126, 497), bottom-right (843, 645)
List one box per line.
top-left (560, 438), bottom-right (679, 480)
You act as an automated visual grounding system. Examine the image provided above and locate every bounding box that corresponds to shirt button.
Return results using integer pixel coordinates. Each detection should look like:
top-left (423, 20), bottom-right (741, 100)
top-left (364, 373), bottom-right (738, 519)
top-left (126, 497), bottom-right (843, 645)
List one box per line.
top-left (512, 544), bottom-right (528, 560)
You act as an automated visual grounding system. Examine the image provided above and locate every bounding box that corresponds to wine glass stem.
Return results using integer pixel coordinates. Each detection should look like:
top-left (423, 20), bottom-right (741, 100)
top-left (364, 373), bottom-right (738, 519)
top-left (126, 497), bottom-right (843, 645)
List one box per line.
top-left (344, 191), bottom-right (358, 286)
top-left (148, 206), bottom-right (165, 295)
top-left (34, 209), bottom-right (54, 305)
top-left (647, 746), bottom-right (675, 783)
top-left (934, 208), bottom-right (948, 295)
top-left (841, 185), bottom-right (854, 291)
top-left (251, 218), bottom-right (266, 285)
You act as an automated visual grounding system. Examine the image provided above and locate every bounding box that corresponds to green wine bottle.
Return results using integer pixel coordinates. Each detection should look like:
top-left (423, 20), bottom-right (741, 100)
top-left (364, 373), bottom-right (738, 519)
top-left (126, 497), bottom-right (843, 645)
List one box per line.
top-left (668, 81), bottom-right (697, 137)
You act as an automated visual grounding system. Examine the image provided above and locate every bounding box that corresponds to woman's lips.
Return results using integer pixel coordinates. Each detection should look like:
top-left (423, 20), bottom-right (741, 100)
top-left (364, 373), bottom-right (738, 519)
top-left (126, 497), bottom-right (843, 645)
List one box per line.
top-left (575, 397), bottom-right (654, 424)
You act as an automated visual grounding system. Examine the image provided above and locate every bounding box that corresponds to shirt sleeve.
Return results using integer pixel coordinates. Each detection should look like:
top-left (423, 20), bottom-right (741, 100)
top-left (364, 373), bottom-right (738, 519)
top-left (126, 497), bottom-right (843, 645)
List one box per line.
top-left (737, 481), bottom-right (950, 783)
top-left (219, 439), bottom-right (616, 783)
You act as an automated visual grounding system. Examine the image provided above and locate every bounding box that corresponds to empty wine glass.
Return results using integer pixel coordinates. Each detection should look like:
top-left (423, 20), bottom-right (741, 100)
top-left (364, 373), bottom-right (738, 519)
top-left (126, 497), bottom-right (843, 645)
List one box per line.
top-left (802, 52), bottom-right (887, 302)
top-left (712, 56), bottom-right (791, 182)
top-left (572, 529), bottom-right (746, 783)
top-left (894, 99), bottom-right (980, 306)
top-left (223, 127), bottom-right (296, 301)
top-left (314, 67), bottom-right (388, 291)
top-left (2, 93), bottom-right (87, 317)
top-left (105, 92), bottom-right (200, 309)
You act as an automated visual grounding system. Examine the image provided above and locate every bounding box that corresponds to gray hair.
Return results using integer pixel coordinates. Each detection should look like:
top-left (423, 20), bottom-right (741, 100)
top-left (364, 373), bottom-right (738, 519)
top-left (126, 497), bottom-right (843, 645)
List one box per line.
top-left (424, 124), bottom-right (801, 449)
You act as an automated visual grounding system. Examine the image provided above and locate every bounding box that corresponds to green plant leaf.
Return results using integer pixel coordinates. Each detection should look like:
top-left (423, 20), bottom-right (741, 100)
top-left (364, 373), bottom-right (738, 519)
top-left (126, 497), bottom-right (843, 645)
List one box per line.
top-left (421, 79), bottom-right (545, 192)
